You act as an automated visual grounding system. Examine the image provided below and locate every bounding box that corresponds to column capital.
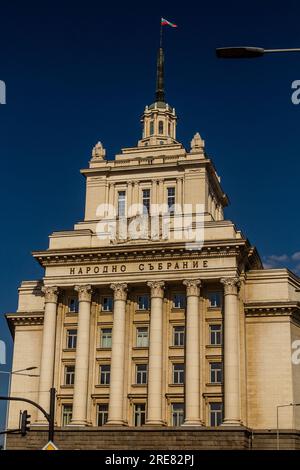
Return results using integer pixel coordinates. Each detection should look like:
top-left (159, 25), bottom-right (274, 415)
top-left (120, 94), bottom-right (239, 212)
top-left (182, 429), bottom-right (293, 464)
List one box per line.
top-left (110, 283), bottom-right (128, 301)
top-left (183, 279), bottom-right (201, 297)
top-left (147, 281), bottom-right (165, 298)
top-left (74, 285), bottom-right (93, 302)
top-left (41, 286), bottom-right (59, 303)
top-left (220, 277), bottom-right (240, 295)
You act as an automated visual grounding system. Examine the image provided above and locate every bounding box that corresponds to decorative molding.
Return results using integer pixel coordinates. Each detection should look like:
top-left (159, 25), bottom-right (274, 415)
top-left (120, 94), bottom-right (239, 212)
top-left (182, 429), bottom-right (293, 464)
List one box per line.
top-left (220, 277), bottom-right (240, 296)
top-left (147, 281), bottom-right (165, 298)
top-left (41, 286), bottom-right (59, 303)
top-left (110, 283), bottom-right (128, 301)
top-left (74, 285), bottom-right (92, 302)
top-left (183, 279), bottom-right (201, 297)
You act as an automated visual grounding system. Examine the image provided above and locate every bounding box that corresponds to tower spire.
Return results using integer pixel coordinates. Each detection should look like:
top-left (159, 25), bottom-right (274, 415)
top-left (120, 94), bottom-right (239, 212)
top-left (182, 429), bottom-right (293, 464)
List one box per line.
top-left (155, 47), bottom-right (165, 103)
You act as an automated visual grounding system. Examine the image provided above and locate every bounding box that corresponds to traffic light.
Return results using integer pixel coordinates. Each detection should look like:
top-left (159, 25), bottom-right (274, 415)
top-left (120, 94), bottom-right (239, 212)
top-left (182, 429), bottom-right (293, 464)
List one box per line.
top-left (20, 410), bottom-right (31, 436)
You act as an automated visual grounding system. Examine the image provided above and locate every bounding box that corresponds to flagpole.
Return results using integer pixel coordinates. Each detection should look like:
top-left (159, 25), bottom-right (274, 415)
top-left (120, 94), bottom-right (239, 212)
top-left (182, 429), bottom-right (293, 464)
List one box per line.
top-left (160, 18), bottom-right (163, 48)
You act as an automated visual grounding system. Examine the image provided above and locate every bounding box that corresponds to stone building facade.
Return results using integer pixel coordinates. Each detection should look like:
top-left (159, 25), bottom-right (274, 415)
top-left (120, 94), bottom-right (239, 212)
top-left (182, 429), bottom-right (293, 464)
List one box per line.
top-left (5, 47), bottom-right (300, 449)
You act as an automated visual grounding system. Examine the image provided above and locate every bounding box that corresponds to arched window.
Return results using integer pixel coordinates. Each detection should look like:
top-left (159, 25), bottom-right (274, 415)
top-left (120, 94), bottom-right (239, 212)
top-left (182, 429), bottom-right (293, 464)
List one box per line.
top-left (158, 120), bottom-right (164, 134)
top-left (168, 123), bottom-right (171, 136)
top-left (149, 120), bottom-right (154, 135)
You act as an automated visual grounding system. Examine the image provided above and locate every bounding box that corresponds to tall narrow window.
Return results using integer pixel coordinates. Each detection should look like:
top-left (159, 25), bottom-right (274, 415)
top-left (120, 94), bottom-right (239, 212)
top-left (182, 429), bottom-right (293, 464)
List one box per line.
top-left (172, 293), bottom-right (186, 309)
top-left (68, 298), bottom-right (79, 314)
top-left (158, 120), bottom-right (164, 134)
top-left (173, 363), bottom-right (184, 384)
top-left (136, 327), bottom-right (149, 347)
top-left (142, 189), bottom-right (151, 214)
top-left (100, 328), bottom-right (112, 348)
top-left (172, 403), bottom-right (184, 426)
top-left (66, 329), bottom-right (77, 349)
top-left (209, 403), bottom-right (223, 426)
top-left (210, 362), bottom-right (223, 384)
top-left (136, 364), bottom-right (148, 384)
top-left (134, 404), bottom-right (146, 426)
top-left (97, 404), bottom-right (108, 426)
top-left (149, 120), bottom-right (154, 135)
top-left (118, 191), bottom-right (126, 217)
top-left (102, 296), bottom-right (113, 312)
top-left (137, 294), bottom-right (149, 311)
top-left (62, 404), bottom-right (72, 426)
top-left (209, 325), bottom-right (222, 346)
top-left (208, 292), bottom-right (222, 308)
top-left (173, 326), bottom-right (185, 346)
top-left (99, 365), bottom-right (111, 385)
top-left (64, 365), bottom-right (75, 386)
top-left (167, 187), bottom-right (175, 214)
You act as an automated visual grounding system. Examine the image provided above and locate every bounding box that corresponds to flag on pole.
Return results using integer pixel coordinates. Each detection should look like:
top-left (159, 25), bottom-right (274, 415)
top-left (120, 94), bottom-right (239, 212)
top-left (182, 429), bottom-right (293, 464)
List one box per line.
top-left (161, 18), bottom-right (177, 28)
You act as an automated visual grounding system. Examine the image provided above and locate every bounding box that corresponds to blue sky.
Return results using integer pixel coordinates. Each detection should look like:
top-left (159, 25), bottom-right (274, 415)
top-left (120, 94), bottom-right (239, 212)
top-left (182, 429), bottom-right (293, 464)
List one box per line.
top-left (1, 0), bottom-right (300, 435)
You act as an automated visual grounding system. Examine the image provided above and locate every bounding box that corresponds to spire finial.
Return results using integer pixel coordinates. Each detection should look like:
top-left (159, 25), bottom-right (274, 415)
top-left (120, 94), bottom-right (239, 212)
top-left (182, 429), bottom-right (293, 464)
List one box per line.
top-left (155, 47), bottom-right (165, 102)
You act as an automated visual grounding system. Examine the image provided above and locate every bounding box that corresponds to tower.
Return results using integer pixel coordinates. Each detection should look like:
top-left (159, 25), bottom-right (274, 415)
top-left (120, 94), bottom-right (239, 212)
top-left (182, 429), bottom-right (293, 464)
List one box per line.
top-left (139, 47), bottom-right (177, 146)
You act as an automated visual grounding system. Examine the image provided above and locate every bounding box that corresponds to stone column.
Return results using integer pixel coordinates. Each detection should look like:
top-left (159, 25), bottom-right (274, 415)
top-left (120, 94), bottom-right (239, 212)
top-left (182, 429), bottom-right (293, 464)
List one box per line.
top-left (107, 283), bottom-right (128, 425)
top-left (70, 285), bottom-right (92, 426)
top-left (183, 279), bottom-right (202, 426)
top-left (37, 286), bottom-right (59, 422)
top-left (220, 277), bottom-right (241, 426)
top-left (146, 281), bottom-right (165, 425)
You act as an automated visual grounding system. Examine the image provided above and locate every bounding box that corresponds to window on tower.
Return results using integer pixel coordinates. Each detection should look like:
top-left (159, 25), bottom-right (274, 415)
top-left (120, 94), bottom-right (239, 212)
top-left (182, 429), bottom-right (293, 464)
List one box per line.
top-left (150, 120), bottom-right (154, 135)
top-left (158, 120), bottom-right (164, 134)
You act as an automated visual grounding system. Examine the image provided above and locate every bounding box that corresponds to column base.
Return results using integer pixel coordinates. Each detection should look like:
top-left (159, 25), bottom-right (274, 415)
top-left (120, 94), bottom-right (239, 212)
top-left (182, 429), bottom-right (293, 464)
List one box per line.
top-left (105, 420), bottom-right (128, 426)
top-left (182, 420), bottom-right (204, 427)
top-left (145, 420), bottom-right (165, 426)
top-left (221, 419), bottom-right (242, 427)
top-left (68, 420), bottom-right (89, 427)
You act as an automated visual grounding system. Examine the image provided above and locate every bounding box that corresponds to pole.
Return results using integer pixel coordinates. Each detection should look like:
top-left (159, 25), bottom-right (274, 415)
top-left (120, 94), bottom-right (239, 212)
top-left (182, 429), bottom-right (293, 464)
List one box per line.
top-left (3, 372), bottom-right (11, 450)
top-left (49, 388), bottom-right (56, 442)
top-left (160, 22), bottom-right (162, 48)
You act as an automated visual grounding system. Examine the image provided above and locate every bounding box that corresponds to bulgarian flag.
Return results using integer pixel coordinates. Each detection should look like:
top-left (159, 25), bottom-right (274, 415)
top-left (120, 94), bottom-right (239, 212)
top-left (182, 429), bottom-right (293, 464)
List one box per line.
top-left (161, 17), bottom-right (177, 28)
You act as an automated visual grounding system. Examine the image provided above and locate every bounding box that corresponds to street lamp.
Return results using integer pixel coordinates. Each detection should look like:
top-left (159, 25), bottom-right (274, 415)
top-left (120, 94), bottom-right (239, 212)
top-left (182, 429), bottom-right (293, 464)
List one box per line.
top-left (0, 367), bottom-right (39, 450)
top-left (276, 403), bottom-right (300, 450)
top-left (216, 46), bottom-right (300, 59)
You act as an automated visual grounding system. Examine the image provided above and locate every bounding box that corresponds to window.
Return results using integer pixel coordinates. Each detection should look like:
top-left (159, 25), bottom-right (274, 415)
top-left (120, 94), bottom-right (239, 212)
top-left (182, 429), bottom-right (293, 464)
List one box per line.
top-left (142, 189), bottom-right (151, 215)
top-left (210, 324), bottom-right (222, 346)
top-left (102, 296), bottom-right (113, 312)
top-left (97, 404), bottom-right (108, 426)
top-left (172, 293), bottom-right (186, 309)
top-left (118, 191), bottom-right (126, 217)
top-left (62, 404), bottom-right (72, 426)
top-left (137, 295), bottom-right (149, 311)
top-left (172, 403), bottom-right (184, 426)
top-left (136, 327), bottom-right (149, 348)
top-left (173, 326), bottom-right (185, 346)
top-left (99, 365), bottom-right (110, 385)
top-left (158, 120), bottom-right (164, 134)
top-left (136, 364), bottom-right (147, 384)
top-left (208, 292), bottom-right (222, 308)
top-left (64, 365), bottom-right (75, 386)
top-left (134, 403), bottom-right (146, 426)
top-left (68, 297), bottom-right (79, 313)
top-left (167, 187), bottom-right (175, 213)
top-left (149, 120), bottom-right (154, 135)
top-left (100, 328), bottom-right (112, 348)
top-left (210, 362), bottom-right (223, 384)
top-left (210, 403), bottom-right (223, 426)
top-left (173, 363), bottom-right (184, 384)
top-left (66, 329), bottom-right (77, 349)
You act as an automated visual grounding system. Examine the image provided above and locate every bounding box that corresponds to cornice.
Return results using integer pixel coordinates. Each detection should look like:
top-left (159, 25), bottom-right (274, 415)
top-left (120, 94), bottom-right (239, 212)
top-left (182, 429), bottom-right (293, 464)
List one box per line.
top-left (32, 240), bottom-right (249, 267)
top-left (244, 301), bottom-right (300, 318)
top-left (5, 311), bottom-right (44, 336)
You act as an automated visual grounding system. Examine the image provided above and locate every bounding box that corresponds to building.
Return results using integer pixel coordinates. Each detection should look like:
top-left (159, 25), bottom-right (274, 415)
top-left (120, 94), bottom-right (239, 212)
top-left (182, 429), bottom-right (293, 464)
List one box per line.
top-left (6, 46), bottom-right (300, 450)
